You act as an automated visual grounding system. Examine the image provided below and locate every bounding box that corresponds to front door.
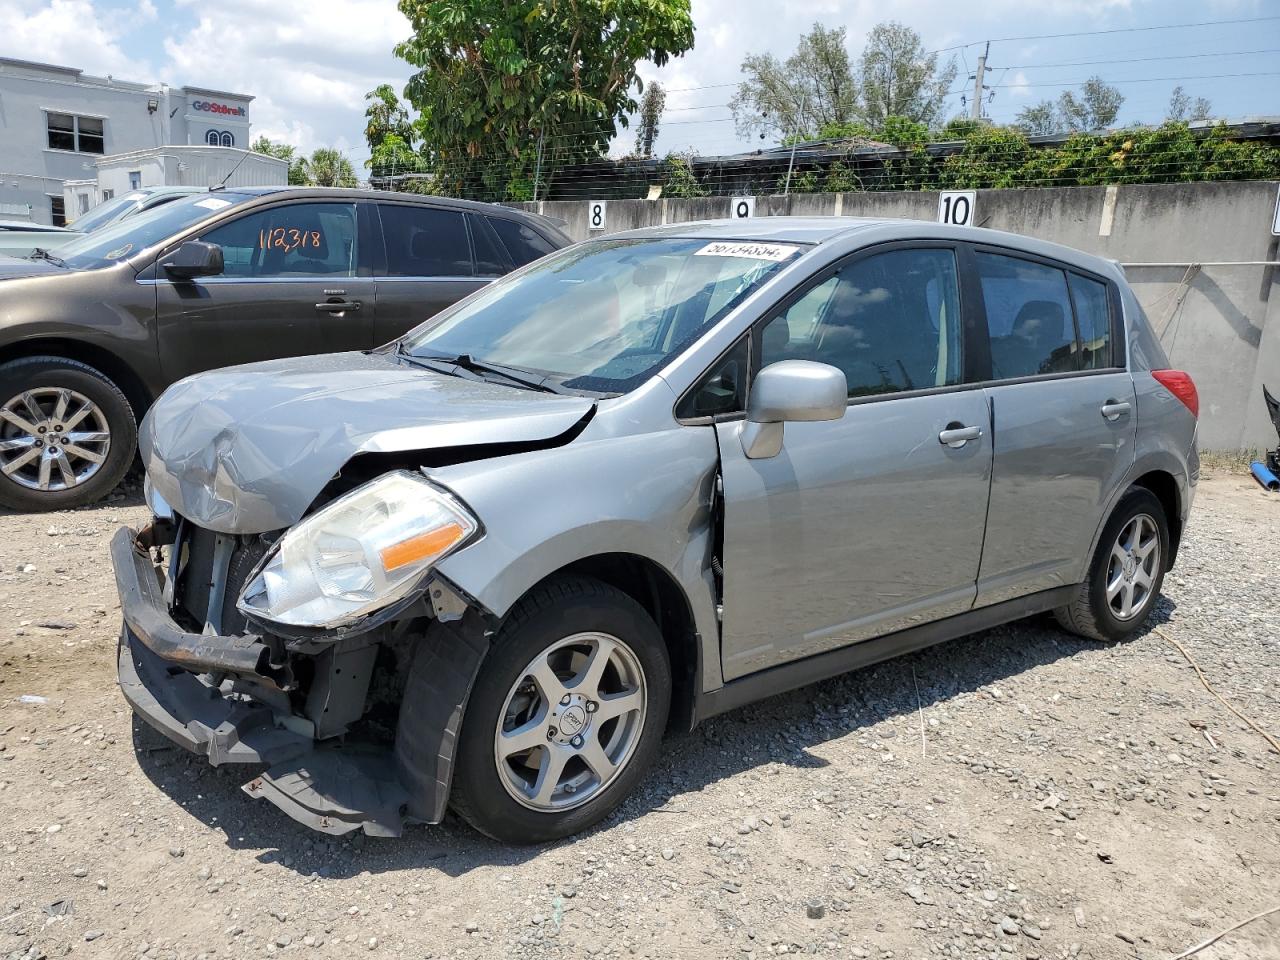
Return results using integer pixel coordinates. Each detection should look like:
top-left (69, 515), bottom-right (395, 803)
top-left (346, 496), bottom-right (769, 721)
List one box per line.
top-left (156, 200), bottom-right (374, 382)
top-left (970, 250), bottom-right (1136, 605)
top-left (716, 245), bottom-right (994, 681)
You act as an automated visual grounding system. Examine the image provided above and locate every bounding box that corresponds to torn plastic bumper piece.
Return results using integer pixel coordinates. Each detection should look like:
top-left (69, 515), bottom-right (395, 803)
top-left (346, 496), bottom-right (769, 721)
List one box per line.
top-left (114, 523), bottom-right (410, 837)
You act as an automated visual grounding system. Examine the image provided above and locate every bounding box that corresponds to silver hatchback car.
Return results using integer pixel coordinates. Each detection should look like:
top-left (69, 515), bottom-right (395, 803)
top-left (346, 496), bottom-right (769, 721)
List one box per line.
top-left (114, 218), bottom-right (1199, 843)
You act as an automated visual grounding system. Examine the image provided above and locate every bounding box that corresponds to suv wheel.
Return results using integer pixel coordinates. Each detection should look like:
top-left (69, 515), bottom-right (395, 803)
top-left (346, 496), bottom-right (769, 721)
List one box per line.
top-left (441, 576), bottom-right (671, 843)
top-left (0, 357), bottom-right (136, 512)
top-left (1055, 486), bottom-right (1169, 642)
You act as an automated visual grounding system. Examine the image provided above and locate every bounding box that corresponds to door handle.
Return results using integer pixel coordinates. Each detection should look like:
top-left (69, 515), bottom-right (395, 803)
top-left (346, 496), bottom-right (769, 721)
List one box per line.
top-left (938, 423), bottom-right (983, 448)
top-left (1100, 400), bottom-right (1132, 421)
top-left (315, 300), bottom-right (362, 314)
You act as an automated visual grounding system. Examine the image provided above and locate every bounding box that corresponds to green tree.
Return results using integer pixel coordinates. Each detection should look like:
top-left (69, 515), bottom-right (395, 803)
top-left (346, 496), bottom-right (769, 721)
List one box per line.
top-left (301, 148), bottom-right (358, 187)
top-left (634, 82), bottom-right (666, 159)
top-left (251, 135), bottom-right (308, 185)
top-left (661, 152), bottom-right (707, 197)
top-left (730, 23), bottom-right (859, 141)
top-left (1056, 76), bottom-right (1123, 131)
top-left (1167, 86), bottom-right (1212, 123)
top-left (1014, 101), bottom-right (1058, 137)
top-left (393, 0), bottom-right (694, 200)
top-left (365, 84), bottom-right (415, 152)
top-left (857, 21), bottom-right (956, 128)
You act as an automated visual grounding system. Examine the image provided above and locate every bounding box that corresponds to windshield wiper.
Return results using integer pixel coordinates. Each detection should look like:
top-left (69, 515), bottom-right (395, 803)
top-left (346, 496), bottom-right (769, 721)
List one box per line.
top-left (26, 247), bottom-right (66, 267)
top-left (397, 344), bottom-right (563, 395)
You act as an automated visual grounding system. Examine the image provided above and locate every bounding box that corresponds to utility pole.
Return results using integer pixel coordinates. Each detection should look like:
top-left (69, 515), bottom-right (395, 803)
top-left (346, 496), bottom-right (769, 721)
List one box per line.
top-left (970, 42), bottom-right (990, 121)
top-left (783, 92), bottom-right (807, 196)
top-left (532, 130), bottom-right (544, 203)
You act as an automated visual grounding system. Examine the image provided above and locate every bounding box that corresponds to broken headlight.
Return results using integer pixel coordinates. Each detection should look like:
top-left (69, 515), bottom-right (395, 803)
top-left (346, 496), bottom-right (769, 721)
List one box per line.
top-left (236, 471), bottom-right (479, 629)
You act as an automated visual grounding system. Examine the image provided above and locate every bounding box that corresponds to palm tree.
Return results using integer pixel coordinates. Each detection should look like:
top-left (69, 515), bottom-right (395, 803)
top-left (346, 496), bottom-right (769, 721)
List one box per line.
top-left (301, 148), bottom-right (358, 187)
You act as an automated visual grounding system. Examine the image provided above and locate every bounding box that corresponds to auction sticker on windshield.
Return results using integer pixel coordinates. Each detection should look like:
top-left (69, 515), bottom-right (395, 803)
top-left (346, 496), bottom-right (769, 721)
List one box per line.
top-left (694, 241), bottom-right (799, 261)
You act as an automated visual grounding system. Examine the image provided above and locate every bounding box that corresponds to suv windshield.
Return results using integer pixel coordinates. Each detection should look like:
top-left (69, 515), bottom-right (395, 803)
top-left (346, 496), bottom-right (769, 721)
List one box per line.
top-left (56, 192), bottom-right (255, 270)
top-left (403, 237), bottom-right (803, 394)
top-left (65, 192), bottom-right (147, 234)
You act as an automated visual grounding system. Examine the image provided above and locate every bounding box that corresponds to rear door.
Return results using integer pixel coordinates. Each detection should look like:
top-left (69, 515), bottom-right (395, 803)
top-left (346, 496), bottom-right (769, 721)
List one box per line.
top-left (714, 243), bottom-right (994, 680)
top-left (371, 202), bottom-right (490, 344)
top-left (156, 199), bottom-right (374, 382)
top-left (971, 246), bottom-right (1136, 606)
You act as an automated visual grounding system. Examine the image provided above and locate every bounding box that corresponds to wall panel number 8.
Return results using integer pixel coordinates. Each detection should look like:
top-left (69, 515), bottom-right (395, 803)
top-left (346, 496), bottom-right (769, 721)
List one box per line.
top-left (938, 190), bottom-right (976, 227)
top-left (588, 200), bottom-right (607, 231)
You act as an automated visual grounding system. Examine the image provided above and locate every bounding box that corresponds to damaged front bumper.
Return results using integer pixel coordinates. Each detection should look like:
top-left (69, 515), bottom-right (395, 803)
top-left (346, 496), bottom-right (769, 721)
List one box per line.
top-left (112, 523), bottom-right (410, 837)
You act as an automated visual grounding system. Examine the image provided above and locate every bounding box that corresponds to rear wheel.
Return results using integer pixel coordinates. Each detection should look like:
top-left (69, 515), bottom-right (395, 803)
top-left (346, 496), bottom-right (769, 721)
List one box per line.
top-left (445, 577), bottom-right (671, 843)
top-left (0, 357), bottom-right (136, 512)
top-left (1055, 486), bottom-right (1169, 642)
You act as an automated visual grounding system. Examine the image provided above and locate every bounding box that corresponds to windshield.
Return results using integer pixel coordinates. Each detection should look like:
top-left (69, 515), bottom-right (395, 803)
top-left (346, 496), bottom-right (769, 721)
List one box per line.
top-left (402, 237), bottom-right (802, 394)
top-left (56, 192), bottom-right (254, 270)
top-left (65, 192), bottom-right (146, 233)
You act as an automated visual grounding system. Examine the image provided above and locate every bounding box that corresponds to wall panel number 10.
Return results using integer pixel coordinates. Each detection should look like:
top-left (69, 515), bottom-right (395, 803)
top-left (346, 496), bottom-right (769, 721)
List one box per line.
top-left (938, 191), bottom-right (976, 227)
top-left (588, 200), bottom-right (607, 230)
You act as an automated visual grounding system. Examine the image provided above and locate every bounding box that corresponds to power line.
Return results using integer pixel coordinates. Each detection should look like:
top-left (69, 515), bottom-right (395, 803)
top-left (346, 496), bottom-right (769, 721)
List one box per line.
top-left (965, 15), bottom-right (1280, 46)
top-left (990, 71), bottom-right (1280, 90)
top-left (1003, 48), bottom-right (1280, 70)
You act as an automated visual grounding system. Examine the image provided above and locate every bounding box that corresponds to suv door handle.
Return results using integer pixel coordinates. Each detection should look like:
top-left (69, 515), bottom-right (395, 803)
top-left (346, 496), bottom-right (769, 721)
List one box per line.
top-left (938, 423), bottom-right (983, 448)
top-left (315, 300), bottom-right (362, 314)
top-left (1100, 400), bottom-right (1132, 421)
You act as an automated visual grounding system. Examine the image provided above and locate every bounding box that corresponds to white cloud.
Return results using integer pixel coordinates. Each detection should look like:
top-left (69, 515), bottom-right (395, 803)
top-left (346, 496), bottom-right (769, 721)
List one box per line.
top-left (0, 0), bottom-right (152, 79)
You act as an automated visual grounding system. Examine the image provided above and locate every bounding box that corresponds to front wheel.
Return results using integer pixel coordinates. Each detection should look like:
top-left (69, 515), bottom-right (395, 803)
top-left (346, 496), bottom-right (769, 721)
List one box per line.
top-left (1055, 486), bottom-right (1169, 642)
top-left (445, 577), bottom-right (671, 843)
top-left (0, 357), bottom-right (137, 512)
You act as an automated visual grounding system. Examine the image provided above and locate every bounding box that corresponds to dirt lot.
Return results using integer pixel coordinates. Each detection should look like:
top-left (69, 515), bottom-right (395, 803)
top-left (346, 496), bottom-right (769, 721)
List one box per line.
top-left (1, 470), bottom-right (1277, 960)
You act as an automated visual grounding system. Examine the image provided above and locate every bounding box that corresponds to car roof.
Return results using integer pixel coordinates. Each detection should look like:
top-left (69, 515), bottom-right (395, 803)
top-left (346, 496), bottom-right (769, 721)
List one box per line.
top-left (609, 216), bottom-right (1120, 279)
top-left (0, 219), bottom-right (71, 232)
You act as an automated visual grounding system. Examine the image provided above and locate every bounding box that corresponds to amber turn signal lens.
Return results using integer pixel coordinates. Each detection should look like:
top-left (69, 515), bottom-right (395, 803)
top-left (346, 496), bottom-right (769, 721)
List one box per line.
top-left (379, 522), bottom-right (465, 572)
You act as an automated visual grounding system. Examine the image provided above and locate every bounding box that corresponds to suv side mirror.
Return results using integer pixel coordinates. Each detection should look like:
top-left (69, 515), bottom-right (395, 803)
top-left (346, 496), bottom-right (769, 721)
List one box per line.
top-left (162, 240), bottom-right (223, 280)
top-left (741, 360), bottom-right (847, 459)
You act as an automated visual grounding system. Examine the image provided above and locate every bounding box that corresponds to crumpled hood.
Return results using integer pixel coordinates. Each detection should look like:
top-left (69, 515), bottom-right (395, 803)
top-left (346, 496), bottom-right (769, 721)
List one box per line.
top-left (141, 351), bottom-right (595, 533)
top-left (0, 254), bottom-right (64, 280)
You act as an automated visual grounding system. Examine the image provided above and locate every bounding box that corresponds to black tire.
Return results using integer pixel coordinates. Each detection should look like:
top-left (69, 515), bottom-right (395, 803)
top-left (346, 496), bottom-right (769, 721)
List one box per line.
top-left (444, 576), bottom-right (671, 844)
top-left (1055, 485), bottom-right (1169, 642)
top-left (0, 356), bottom-right (136, 512)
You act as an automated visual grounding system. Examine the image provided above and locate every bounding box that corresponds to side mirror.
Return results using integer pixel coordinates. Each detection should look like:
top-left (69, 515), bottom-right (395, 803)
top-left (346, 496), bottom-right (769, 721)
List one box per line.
top-left (741, 360), bottom-right (847, 459)
top-left (162, 240), bottom-right (223, 280)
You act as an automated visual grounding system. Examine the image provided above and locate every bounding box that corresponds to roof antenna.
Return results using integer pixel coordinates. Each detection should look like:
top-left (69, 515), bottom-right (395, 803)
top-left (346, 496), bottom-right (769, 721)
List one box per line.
top-left (214, 146), bottom-right (252, 190)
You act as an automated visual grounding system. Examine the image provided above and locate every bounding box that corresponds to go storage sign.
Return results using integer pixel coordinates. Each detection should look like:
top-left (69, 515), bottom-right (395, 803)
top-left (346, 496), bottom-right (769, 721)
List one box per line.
top-left (938, 190), bottom-right (976, 226)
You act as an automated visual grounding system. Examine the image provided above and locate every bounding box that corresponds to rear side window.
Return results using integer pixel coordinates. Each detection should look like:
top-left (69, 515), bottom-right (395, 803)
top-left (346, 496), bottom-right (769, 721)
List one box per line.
top-left (977, 253), bottom-right (1077, 379)
top-left (488, 216), bottom-right (557, 266)
top-left (759, 248), bottom-right (963, 398)
top-left (379, 204), bottom-right (473, 277)
top-left (468, 214), bottom-right (512, 277)
top-left (1068, 274), bottom-right (1112, 369)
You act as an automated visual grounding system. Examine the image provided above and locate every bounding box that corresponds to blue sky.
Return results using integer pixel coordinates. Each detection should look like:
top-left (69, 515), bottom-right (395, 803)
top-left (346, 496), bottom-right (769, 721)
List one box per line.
top-left (1, 0), bottom-right (1276, 169)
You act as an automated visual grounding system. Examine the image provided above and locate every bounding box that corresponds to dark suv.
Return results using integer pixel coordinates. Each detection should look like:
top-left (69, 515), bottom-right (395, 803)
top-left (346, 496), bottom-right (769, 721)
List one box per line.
top-left (0, 188), bottom-right (569, 511)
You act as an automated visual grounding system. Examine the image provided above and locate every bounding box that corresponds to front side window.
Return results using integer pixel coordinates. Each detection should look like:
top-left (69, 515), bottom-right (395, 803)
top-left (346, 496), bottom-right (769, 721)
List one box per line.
top-left (977, 253), bottom-right (1077, 379)
top-left (759, 247), bottom-right (964, 398)
top-left (379, 204), bottom-right (472, 278)
top-left (677, 336), bottom-right (749, 418)
top-left (1069, 273), bottom-right (1112, 369)
top-left (403, 237), bottom-right (800, 395)
top-left (198, 202), bottom-right (358, 278)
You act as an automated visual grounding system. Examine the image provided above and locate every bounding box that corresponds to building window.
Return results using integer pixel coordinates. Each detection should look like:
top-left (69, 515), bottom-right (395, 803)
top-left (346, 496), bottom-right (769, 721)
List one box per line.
top-left (49, 196), bottom-right (66, 227)
top-left (220, 131), bottom-right (234, 147)
top-left (205, 129), bottom-right (220, 145)
top-left (78, 194), bottom-right (90, 214)
top-left (102, 189), bottom-right (114, 202)
top-left (46, 113), bottom-right (105, 154)
top-left (128, 171), bottom-right (142, 190)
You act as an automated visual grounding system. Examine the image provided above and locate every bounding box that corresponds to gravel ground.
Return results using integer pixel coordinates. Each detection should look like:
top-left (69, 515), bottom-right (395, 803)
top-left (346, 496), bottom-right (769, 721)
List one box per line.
top-left (1, 469), bottom-right (1278, 960)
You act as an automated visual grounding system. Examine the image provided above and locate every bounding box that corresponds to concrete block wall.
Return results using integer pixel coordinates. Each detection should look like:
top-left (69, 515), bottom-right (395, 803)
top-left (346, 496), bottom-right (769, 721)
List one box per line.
top-left (512, 180), bottom-right (1280, 451)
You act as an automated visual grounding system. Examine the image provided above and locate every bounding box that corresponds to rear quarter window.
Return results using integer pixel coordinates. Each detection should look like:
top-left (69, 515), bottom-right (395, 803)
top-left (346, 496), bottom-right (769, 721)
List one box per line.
top-left (488, 217), bottom-right (557, 266)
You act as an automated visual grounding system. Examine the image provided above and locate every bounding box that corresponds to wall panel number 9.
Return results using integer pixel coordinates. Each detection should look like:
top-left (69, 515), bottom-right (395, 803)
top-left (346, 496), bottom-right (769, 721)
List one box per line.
top-left (588, 200), bottom-right (607, 231)
top-left (938, 190), bottom-right (976, 227)
top-left (730, 196), bottom-right (755, 219)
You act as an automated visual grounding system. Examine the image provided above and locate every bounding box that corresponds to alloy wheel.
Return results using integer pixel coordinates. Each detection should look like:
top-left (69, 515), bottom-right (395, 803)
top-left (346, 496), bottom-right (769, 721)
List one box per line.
top-left (494, 632), bottom-right (647, 813)
top-left (1105, 513), bottom-right (1160, 621)
top-left (0, 388), bottom-right (111, 492)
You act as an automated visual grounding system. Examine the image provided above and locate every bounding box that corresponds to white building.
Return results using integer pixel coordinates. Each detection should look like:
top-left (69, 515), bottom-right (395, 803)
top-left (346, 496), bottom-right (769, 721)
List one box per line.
top-left (0, 56), bottom-right (283, 225)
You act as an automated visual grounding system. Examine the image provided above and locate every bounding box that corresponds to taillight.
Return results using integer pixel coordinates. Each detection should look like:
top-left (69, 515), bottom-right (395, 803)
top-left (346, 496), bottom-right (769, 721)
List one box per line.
top-left (1152, 369), bottom-right (1198, 419)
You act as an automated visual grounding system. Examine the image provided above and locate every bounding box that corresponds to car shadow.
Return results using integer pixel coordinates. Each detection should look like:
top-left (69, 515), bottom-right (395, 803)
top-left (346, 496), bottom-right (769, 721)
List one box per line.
top-left (130, 598), bottom-right (1176, 880)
